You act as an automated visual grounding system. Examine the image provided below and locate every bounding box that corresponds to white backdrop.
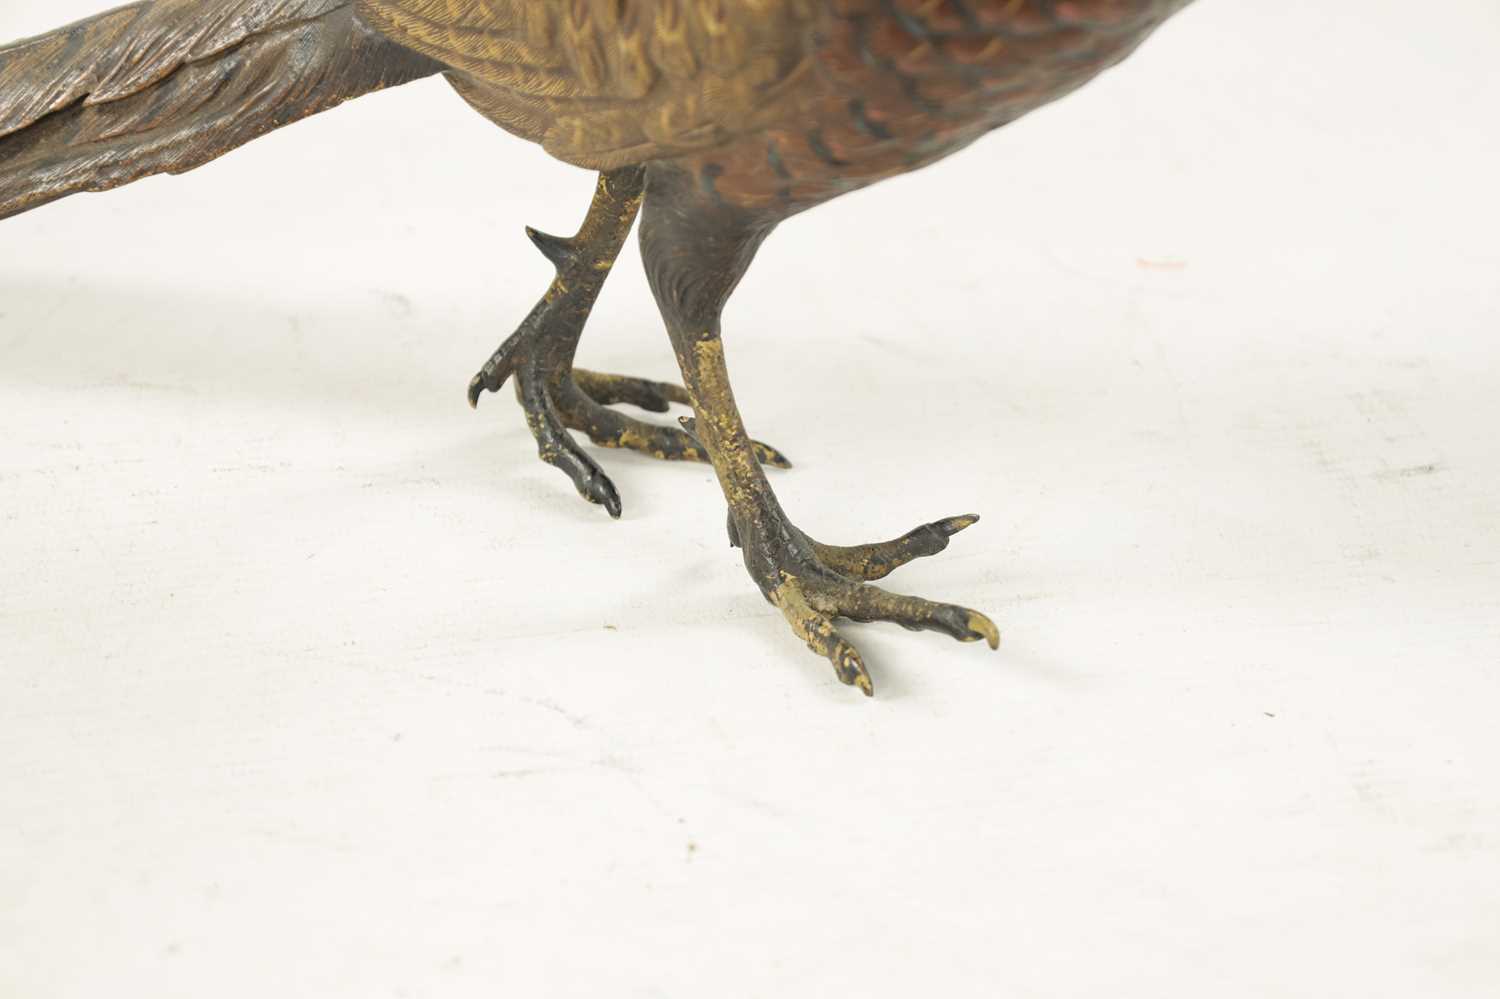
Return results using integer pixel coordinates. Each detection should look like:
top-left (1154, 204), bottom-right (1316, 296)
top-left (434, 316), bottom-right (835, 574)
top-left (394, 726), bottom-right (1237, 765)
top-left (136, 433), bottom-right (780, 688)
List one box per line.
top-left (3, 2), bottom-right (1498, 996)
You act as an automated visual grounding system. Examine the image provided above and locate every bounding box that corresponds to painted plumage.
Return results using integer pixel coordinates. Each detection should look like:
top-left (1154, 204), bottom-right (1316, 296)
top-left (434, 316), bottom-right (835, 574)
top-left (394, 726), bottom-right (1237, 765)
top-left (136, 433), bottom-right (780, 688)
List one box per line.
top-left (1, 0), bottom-right (1193, 694)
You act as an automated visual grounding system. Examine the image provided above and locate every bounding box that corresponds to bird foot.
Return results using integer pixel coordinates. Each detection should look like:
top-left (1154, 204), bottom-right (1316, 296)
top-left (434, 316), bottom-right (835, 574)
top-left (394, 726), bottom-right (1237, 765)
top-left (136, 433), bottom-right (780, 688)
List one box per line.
top-left (728, 510), bottom-right (982, 581)
top-left (469, 320), bottom-right (786, 518)
top-left (464, 168), bottom-right (785, 516)
top-left (738, 514), bottom-right (998, 695)
top-left (465, 166), bottom-right (798, 513)
top-left (468, 221), bottom-right (788, 517)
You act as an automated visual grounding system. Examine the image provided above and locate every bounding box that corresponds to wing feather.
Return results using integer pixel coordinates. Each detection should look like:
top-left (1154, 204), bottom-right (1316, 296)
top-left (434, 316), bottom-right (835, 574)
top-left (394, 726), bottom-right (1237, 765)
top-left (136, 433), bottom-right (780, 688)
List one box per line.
top-left (0, 0), bottom-right (349, 139)
top-left (355, 0), bottom-right (816, 166)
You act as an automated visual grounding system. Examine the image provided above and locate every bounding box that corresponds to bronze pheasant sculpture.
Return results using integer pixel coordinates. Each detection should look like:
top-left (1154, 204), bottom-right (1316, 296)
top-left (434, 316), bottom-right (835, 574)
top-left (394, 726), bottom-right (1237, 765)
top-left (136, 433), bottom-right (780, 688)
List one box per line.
top-left (1, 0), bottom-right (1192, 695)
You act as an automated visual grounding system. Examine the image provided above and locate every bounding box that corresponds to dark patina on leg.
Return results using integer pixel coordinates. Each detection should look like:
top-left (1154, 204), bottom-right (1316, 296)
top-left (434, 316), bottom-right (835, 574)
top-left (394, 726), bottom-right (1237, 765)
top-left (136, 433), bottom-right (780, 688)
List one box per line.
top-left (642, 166), bottom-right (998, 696)
top-left (468, 167), bottom-right (787, 516)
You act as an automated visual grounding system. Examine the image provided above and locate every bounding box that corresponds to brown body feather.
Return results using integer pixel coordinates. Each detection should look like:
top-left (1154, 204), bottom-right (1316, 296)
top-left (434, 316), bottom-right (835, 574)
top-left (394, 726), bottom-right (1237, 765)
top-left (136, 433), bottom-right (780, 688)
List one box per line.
top-left (2, 0), bottom-right (1188, 220)
top-left (356, 0), bottom-right (1188, 208)
top-left (355, 0), bottom-right (821, 170)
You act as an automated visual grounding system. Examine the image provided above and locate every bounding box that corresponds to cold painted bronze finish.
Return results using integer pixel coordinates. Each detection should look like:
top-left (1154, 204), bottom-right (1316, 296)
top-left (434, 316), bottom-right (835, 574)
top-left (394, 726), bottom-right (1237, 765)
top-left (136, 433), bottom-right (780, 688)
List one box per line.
top-left (466, 166), bottom-right (791, 518)
top-left (2, 0), bottom-right (1193, 695)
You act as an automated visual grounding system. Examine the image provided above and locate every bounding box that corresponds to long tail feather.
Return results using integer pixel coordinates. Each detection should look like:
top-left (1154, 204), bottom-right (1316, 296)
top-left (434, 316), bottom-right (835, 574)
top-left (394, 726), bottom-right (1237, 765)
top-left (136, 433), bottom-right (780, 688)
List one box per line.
top-left (0, 1), bottom-right (440, 220)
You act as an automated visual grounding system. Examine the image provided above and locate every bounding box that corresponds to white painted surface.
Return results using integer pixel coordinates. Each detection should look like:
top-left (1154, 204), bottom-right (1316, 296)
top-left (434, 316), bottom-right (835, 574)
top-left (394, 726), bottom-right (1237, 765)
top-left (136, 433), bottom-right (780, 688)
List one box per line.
top-left (2, 2), bottom-right (1498, 996)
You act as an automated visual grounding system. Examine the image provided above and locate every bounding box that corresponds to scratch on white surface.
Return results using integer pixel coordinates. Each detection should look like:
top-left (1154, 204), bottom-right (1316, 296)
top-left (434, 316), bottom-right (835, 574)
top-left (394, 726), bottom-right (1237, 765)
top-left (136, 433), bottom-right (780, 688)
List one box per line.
top-left (1373, 462), bottom-right (1443, 481)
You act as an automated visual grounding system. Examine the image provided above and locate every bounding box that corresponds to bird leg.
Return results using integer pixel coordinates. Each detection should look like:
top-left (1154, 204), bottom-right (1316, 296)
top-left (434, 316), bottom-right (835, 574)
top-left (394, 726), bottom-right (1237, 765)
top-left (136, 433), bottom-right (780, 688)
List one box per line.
top-left (467, 166), bottom-right (789, 517)
top-left (642, 168), bottom-right (999, 696)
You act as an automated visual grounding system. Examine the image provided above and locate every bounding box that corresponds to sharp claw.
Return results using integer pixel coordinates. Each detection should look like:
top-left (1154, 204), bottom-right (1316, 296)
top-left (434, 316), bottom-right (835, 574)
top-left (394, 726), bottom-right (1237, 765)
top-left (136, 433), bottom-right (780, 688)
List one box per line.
top-left (754, 442), bottom-right (794, 469)
top-left (966, 610), bottom-right (1001, 650)
top-left (939, 514), bottom-right (981, 537)
top-left (526, 226), bottom-right (579, 269)
top-left (469, 353), bottom-right (518, 409)
top-left (585, 474), bottom-right (623, 519)
top-left (836, 646), bottom-right (873, 696)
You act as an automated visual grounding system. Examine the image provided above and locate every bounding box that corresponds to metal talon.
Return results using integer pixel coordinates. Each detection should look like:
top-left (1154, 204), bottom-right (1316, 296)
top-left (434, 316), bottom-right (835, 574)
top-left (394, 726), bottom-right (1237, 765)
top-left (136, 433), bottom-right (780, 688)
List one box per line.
top-left (525, 226), bottom-right (580, 270)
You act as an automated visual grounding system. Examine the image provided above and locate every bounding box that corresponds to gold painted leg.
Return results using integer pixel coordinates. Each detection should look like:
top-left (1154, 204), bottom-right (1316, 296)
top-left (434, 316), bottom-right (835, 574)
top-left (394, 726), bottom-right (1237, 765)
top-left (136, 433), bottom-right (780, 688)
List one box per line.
top-left (674, 337), bottom-right (998, 696)
top-left (643, 165), bottom-right (999, 695)
top-left (468, 167), bottom-right (788, 516)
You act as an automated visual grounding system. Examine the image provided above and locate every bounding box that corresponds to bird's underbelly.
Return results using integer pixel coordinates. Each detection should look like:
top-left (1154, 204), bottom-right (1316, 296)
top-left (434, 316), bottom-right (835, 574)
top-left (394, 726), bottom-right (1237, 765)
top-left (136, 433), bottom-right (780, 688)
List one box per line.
top-left (672, 95), bottom-right (1007, 214)
top-left (669, 1), bottom-right (1186, 213)
top-left (422, 0), bottom-right (1190, 215)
